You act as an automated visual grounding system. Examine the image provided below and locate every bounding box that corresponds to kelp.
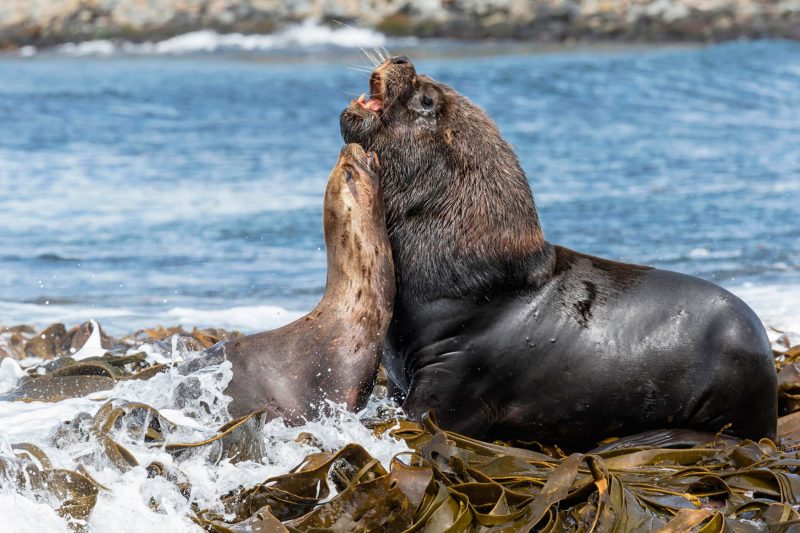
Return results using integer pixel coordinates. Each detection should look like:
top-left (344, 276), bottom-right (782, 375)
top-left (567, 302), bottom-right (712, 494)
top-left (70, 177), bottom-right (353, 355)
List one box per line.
top-left (184, 412), bottom-right (800, 533)
top-left (32, 403), bottom-right (799, 532)
top-left (8, 412), bottom-right (800, 532)
top-left (0, 323), bottom-right (241, 402)
top-left (0, 442), bottom-right (99, 528)
top-left (0, 352), bottom-right (164, 402)
top-left (3, 323), bottom-right (800, 531)
top-left (166, 409), bottom-right (270, 464)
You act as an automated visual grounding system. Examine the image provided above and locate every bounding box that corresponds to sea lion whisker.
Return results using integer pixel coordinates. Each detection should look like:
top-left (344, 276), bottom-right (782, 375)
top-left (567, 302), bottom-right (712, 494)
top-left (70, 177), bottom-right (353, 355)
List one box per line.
top-left (372, 45), bottom-right (387, 63)
top-left (346, 65), bottom-right (373, 74)
top-left (339, 89), bottom-right (367, 98)
top-left (361, 48), bottom-right (380, 67)
top-left (346, 63), bottom-right (372, 70)
top-left (334, 19), bottom-right (384, 66)
top-left (378, 93), bottom-right (399, 118)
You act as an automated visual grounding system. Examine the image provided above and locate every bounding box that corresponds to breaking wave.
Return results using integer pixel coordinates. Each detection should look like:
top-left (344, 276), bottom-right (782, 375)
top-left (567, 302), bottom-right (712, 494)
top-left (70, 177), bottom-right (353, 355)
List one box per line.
top-left (0, 300), bottom-right (305, 335)
top-left (28, 21), bottom-right (397, 57)
top-left (729, 283), bottom-right (800, 338)
top-left (0, 327), bottom-right (406, 532)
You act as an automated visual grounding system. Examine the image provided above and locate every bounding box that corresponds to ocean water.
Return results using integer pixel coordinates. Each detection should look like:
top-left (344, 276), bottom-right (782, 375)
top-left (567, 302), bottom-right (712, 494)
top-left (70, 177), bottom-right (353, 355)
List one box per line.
top-left (0, 30), bottom-right (799, 532)
top-left (2, 38), bottom-right (799, 334)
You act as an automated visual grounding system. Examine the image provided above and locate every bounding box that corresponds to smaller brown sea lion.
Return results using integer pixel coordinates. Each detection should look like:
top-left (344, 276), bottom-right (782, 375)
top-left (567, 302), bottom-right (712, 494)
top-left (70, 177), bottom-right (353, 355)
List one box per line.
top-left (188, 144), bottom-right (394, 422)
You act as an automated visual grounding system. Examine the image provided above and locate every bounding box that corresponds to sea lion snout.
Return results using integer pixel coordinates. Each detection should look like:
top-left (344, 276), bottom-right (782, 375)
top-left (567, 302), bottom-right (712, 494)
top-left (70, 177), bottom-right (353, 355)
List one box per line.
top-left (341, 142), bottom-right (366, 160)
top-left (373, 56), bottom-right (415, 105)
top-left (343, 56), bottom-right (415, 128)
top-left (340, 144), bottom-right (380, 179)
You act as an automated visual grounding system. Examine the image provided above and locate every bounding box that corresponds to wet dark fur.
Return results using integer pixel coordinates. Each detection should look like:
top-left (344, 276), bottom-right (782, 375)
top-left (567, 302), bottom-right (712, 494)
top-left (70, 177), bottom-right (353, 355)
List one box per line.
top-left (340, 57), bottom-right (777, 449)
top-left (342, 70), bottom-right (549, 301)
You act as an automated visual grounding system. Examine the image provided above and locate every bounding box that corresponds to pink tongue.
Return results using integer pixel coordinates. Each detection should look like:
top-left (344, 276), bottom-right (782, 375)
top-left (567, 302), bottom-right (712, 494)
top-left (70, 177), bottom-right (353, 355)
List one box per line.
top-left (365, 99), bottom-right (383, 112)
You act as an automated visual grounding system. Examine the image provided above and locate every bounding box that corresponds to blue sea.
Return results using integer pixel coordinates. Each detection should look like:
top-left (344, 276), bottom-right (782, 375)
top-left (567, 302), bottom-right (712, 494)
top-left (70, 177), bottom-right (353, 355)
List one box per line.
top-left (1, 37), bottom-right (799, 334)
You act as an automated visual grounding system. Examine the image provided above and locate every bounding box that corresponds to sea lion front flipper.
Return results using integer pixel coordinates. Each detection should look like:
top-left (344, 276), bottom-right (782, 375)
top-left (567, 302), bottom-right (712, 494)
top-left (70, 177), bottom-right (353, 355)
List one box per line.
top-left (590, 429), bottom-right (741, 453)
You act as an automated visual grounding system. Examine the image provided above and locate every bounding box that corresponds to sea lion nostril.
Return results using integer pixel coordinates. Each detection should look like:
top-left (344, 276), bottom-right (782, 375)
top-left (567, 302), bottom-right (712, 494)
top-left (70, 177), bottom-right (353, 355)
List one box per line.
top-left (391, 55), bottom-right (410, 65)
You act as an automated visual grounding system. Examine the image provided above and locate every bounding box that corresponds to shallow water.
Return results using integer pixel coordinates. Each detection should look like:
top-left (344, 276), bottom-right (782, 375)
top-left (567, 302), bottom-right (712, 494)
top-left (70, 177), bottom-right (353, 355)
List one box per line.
top-left (1, 33), bottom-right (799, 531)
top-left (0, 334), bottom-right (407, 533)
top-left (1, 39), bottom-right (799, 333)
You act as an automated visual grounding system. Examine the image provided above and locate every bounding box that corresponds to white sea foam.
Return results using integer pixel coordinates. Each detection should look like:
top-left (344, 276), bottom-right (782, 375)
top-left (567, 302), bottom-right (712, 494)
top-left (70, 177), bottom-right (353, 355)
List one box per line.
top-left (0, 358), bottom-right (25, 394)
top-left (163, 305), bottom-right (305, 332)
top-left (0, 493), bottom-right (70, 533)
top-left (0, 300), bottom-right (305, 335)
top-left (688, 247), bottom-right (711, 258)
top-left (0, 336), bottom-right (407, 532)
top-left (57, 39), bottom-right (117, 56)
top-left (49, 21), bottom-right (391, 57)
top-left (0, 301), bottom-right (133, 326)
top-left (17, 45), bottom-right (37, 58)
top-left (0, 395), bottom-right (103, 442)
top-left (72, 319), bottom-right (105, 360)
top-left (728, 282), bottom-right (800, 337)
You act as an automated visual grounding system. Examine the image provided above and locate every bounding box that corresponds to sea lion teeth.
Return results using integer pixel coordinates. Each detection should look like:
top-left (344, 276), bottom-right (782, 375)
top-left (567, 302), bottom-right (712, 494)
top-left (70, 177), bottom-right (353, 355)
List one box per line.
top-left (340, 55), bottom-right (777, 450)
top-left (355, 92), bottom-right (382, 113)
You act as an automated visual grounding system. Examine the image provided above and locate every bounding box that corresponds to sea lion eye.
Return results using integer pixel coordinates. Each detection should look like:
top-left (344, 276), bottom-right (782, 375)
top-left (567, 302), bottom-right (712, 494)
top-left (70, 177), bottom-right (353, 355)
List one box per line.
top-left (421, 94), bottom-right (434, 108)
top-left (344, 167), bottom-right (354, 181)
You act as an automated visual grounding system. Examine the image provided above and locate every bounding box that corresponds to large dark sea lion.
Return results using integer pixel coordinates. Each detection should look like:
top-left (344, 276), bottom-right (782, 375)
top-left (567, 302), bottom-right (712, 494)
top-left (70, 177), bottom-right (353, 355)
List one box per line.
top-left (186, 144), bottom-right (395, 421)
top-left (340, 56), bottom-right (777, 449)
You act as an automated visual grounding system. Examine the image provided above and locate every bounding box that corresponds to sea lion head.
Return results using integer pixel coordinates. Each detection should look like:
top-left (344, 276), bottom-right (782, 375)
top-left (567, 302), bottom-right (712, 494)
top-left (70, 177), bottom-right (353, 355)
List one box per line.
top-left (324, 143), bottom-right (385, 238)
top-left (323, 144), bottom-right (393, 302)
top-left (340, 57), bottom-right (546, 301)
top-left (339, 55), bottom-right (454, 176)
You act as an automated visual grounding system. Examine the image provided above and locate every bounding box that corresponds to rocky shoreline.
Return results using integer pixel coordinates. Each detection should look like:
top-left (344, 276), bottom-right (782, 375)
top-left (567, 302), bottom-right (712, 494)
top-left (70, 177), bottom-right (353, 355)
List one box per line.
top-left (1, 0), bottom-right (799, 50)
top-left (2, 318), bottom-right (800, 530)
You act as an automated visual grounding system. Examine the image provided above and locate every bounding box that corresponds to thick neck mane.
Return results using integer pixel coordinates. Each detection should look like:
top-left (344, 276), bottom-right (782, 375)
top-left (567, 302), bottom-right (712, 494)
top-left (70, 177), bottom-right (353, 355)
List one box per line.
top-left (377, 109), bottom-right (551, 303)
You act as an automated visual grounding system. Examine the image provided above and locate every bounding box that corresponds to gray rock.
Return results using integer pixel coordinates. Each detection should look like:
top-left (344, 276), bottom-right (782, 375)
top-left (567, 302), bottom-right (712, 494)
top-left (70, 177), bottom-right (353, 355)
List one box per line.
top-left (0, 0), bottom-right (798, 48)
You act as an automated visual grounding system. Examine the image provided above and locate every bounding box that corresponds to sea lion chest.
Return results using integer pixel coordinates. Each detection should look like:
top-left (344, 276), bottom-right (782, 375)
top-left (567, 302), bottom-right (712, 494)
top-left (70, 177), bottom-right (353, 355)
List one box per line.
top-left (383, 244), bottom-right (776, 447)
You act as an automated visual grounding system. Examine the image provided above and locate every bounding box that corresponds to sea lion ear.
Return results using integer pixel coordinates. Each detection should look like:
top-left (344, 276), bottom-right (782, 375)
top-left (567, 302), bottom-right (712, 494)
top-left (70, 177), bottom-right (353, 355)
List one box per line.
top-left (444, 128), bottom-right (455, 145)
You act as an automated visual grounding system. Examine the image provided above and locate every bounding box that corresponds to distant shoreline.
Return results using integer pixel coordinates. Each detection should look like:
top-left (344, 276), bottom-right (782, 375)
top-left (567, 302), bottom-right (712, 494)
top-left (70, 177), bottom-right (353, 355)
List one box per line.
top-left (0, 32), bottom-right (709, 61)
top-left (1, 0), bottom-right (798, 52)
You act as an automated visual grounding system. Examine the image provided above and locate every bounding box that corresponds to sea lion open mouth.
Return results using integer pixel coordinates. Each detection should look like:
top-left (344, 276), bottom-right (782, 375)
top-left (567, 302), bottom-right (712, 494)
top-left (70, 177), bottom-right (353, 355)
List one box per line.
top-left (341, 56), bottom-right (418, 139)
top-left (354, 73), bottom-right (384, 113)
